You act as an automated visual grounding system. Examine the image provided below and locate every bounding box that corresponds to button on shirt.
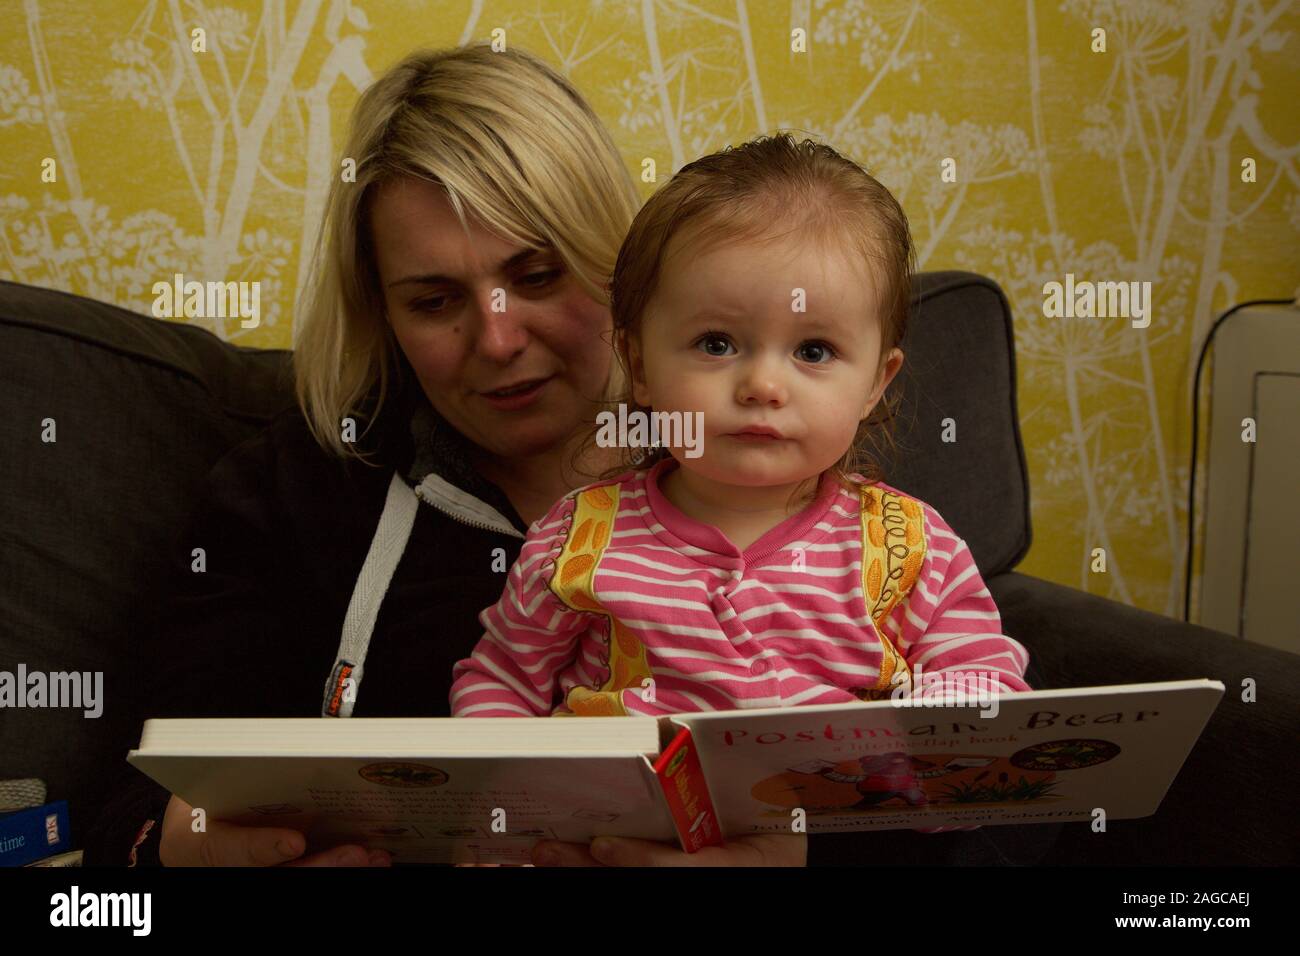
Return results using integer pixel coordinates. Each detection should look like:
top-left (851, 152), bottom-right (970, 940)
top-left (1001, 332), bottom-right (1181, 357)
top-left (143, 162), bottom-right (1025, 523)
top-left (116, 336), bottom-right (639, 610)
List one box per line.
top-left (450, 457), bottom-right (1031, 717)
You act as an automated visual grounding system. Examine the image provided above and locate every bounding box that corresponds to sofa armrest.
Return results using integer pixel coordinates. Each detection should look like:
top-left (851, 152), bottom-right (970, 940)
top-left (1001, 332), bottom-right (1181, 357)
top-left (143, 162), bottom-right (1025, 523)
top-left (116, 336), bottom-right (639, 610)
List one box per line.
top-left (987, 571), bottom-right (1300, 864)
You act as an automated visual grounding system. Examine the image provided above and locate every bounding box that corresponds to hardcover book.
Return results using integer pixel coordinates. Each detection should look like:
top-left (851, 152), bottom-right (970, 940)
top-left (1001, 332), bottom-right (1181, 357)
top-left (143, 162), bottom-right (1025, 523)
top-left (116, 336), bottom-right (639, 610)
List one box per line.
top-left (127, 679), bottom-right (1223, 864)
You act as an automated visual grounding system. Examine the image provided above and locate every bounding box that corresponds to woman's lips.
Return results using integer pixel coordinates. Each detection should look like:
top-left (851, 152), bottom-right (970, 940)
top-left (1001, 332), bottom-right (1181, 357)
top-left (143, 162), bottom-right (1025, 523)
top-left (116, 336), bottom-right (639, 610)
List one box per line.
top-left (480, 376), bottom-right (552, 410)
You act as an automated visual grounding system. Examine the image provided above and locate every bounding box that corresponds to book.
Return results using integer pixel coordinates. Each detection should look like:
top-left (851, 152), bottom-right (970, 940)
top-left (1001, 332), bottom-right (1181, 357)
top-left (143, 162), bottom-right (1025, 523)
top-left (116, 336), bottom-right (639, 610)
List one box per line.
top-left (0, 800), bottom-right (73, 867)
top-left (127, 679), bottom-right (1223, 864)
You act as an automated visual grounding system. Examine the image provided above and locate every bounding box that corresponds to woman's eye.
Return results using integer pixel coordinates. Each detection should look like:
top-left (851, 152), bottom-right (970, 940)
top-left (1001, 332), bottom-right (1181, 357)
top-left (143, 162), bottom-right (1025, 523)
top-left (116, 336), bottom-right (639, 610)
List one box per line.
top-left (412, 296), bottom-right (450, 314)
top-left (518, 268), bottom-right (562, 288)
top-left (797, 341), bottom-right (836, 363)
top-left (412, 270), bottom-right (559, 313)
top-left (695, 333), bottom-right (735, 357)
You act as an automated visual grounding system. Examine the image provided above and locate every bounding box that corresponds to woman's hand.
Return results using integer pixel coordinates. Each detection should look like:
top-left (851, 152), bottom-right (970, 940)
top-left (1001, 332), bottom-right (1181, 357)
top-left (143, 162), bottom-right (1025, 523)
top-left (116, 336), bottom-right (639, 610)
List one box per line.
top-left (158, 795), bottom-right (392, 867)
top-left (530, 833), bottom-right (806, 867)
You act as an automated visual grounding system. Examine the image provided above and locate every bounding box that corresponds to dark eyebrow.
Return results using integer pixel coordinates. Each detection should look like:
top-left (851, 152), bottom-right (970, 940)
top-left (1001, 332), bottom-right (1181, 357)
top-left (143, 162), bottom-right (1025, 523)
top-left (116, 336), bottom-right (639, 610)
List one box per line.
top-left (387, 246), bottom-right (547, 289)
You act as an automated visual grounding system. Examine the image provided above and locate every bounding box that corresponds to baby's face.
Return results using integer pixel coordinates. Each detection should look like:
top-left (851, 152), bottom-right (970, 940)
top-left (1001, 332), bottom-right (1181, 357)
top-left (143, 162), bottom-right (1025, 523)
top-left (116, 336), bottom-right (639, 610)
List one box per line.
top-left (629, 232), bottom-right (903, 488)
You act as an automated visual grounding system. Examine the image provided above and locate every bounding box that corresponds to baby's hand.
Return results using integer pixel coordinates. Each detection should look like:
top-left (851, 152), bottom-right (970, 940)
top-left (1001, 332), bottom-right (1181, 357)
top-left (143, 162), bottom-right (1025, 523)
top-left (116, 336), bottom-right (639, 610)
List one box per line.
top-left (913, 825), bottom-right (981, 833)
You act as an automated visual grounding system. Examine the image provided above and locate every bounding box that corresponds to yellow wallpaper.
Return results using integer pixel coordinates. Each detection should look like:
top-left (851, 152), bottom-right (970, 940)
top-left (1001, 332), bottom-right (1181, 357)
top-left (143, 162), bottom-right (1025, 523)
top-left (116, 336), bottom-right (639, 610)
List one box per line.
top-left (2, 0), bottom-right (1297, 623)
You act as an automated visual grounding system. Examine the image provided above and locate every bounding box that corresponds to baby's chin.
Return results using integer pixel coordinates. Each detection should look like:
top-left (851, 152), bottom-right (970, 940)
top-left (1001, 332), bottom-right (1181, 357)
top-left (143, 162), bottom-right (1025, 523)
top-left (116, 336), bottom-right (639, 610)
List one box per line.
top-left (671, 452), bottom-right (820, 489)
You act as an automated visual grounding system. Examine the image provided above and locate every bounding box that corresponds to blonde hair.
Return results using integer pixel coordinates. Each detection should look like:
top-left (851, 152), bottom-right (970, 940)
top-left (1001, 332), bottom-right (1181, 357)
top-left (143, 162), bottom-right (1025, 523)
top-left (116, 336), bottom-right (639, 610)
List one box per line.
top-left (582, 133), bottom-right (914, 504)
top-left (293, 44), bottom-right (640, 462)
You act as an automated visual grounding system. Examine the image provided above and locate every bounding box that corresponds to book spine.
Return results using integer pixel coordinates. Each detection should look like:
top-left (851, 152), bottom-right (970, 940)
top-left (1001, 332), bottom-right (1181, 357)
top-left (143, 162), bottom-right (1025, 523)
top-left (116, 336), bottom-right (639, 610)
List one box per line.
top-left (0, 800), bottom-right (72, 867)
top-left (651, 726), bottom-right (724, 853)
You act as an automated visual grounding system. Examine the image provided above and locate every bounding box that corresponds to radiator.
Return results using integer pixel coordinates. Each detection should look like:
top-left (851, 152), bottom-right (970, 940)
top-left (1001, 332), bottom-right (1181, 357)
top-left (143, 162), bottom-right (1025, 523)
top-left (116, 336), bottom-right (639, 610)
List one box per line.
top-left (1199, 302), bottom-right (1300, 653)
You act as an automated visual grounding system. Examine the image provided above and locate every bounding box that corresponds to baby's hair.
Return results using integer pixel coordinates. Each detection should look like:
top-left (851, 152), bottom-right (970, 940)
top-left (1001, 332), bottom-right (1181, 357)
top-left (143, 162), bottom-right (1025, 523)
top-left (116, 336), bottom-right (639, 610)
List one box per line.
top-left (573, 132), bottom-right (915, 502)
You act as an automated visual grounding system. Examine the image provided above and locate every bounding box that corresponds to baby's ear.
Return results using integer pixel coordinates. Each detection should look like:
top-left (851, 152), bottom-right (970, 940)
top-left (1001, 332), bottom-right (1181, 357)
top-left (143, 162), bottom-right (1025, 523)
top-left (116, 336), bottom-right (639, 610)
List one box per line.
top-left (624, 332), bottom-right (650, 406)
top-left (858, 390), bottom-right (880, 422)
top-left (861, 348), bottom-right (905, 418)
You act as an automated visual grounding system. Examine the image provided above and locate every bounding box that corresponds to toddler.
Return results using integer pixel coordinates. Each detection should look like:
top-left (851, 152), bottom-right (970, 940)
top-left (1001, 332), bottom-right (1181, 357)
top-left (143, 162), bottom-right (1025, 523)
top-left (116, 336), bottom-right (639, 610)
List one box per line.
top-left (450, 134), bottom-right (1031, 738)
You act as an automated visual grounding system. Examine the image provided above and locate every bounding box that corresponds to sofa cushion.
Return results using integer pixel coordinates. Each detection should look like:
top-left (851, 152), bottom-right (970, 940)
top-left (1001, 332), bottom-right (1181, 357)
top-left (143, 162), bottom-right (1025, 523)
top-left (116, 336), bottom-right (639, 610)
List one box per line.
top-left (0, 279), bottom-right (294, 842)
top-left (882, 271), bottom-right (1031, 577)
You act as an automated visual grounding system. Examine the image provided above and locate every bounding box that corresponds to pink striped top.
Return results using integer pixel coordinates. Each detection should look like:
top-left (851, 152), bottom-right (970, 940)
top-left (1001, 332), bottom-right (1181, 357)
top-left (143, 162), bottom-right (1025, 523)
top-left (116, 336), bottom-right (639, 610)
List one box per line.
top-left (450, 457), bottom-right (1031, 717)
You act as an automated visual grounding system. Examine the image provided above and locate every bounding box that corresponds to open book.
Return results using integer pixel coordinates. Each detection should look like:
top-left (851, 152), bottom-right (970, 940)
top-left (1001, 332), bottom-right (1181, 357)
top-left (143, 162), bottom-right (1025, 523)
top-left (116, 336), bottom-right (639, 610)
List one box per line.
top-left (128, 679), bottom-right (1222, 864)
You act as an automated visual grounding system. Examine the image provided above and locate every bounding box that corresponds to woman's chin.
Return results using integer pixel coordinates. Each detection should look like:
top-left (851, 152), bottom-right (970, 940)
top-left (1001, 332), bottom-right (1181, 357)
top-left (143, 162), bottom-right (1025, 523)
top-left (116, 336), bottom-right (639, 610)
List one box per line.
top-left (483, 423), bottom-right (575, 460)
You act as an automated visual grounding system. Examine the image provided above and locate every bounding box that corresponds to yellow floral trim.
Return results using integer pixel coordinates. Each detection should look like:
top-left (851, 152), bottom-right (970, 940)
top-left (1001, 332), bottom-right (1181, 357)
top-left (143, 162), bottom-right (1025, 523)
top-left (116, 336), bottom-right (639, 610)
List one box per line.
top-left (548, 484), bottom-right (653, 716)
top-left (855, 486), bottom-right (927, 700)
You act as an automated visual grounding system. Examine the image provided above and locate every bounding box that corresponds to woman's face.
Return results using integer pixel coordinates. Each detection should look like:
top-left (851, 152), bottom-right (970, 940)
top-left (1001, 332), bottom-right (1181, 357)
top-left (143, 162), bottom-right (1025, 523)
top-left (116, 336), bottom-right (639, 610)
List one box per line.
top-left (371, 176), bottom-right (613, 462)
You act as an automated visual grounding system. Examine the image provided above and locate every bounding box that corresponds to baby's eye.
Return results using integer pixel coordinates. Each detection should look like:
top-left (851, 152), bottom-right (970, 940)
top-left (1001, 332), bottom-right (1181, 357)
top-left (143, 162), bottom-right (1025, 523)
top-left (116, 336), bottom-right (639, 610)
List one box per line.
top-left (694, 332), bottom-right (735, 357)
top-left (796, 340), bottom-right (836, 363)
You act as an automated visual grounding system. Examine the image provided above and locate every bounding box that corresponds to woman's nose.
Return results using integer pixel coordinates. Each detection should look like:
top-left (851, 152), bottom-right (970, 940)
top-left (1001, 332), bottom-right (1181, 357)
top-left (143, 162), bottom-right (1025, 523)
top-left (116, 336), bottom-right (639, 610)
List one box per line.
top-left (472, 291), bottom-right (529, 362)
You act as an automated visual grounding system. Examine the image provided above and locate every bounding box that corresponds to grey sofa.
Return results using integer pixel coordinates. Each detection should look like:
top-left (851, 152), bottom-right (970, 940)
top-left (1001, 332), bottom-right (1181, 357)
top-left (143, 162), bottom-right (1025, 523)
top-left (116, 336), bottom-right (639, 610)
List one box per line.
top-left (2, 272), bottom-right (1296, 865)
